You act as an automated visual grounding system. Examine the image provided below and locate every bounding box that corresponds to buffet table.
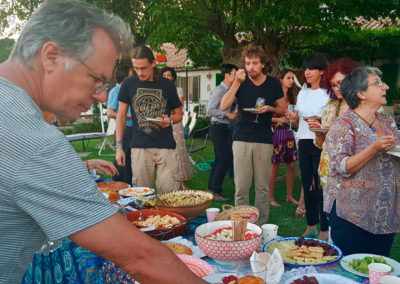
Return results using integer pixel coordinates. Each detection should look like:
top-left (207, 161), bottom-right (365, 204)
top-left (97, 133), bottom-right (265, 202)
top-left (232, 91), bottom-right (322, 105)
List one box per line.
top-left (22, 214), bottom-right (370, 284)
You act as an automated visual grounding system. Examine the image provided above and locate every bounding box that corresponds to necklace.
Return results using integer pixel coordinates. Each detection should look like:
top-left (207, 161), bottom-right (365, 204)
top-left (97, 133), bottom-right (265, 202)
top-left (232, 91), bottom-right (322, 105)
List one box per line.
top-left (354, 111), bottom-right (377, 132)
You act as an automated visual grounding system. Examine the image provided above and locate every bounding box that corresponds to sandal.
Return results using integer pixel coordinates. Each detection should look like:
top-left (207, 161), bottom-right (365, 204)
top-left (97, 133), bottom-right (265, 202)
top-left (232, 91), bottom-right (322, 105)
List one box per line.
top-left (303, 228), bottom-right (319, 238)
top-left (295, 206), bottom-right (306, 217)
top-left (270, 200), bottom-right (282, 207)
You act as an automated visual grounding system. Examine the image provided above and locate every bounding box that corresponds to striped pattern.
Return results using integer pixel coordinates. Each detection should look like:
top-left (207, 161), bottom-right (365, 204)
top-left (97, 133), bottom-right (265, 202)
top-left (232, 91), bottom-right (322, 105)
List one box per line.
top-left (0, 78), bottom-right (117, 283)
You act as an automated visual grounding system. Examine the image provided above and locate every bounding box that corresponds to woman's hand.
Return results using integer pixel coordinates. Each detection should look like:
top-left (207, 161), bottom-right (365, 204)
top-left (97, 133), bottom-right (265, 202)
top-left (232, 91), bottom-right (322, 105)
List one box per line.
top-left (372, 135), bottom-right (396, 152)
top-left (306, 119), bottom-right (322, 129)
top-left (86, 159), bottom-right (119, 176)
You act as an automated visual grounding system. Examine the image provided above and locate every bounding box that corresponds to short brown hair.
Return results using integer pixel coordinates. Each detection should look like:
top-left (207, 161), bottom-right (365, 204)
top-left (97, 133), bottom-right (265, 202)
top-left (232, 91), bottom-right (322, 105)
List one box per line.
top-left (241, 44), bottom-right (271, 74)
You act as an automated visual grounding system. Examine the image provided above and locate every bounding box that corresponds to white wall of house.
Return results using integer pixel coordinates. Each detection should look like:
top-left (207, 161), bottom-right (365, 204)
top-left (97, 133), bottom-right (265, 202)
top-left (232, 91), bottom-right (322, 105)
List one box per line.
top-left (176, 69), bottom-right (220, 103)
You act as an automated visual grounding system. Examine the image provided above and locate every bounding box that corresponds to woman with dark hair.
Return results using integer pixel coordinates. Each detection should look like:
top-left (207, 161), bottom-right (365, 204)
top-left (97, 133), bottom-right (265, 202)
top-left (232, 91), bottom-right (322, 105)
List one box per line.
top-left (292, 53), bottom-right (330, 240)
top-left (307, 58), bottom-right (359, 208)
top-left (269, 69), bottom-right (298, 207)
top-left (161, 66), bottom-right (193, 189)
top-left (325, 67), bottom-right (399, 256)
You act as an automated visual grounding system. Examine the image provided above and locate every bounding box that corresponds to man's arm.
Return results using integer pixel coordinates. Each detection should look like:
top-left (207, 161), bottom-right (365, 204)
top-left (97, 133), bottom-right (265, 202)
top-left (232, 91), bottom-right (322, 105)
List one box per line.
top-left (220, 69), bottom-right (246, 111)
top-left (107, 107), bottom-right (118, 119)
top-left (207, 87), bottom-right (228, 118)
top-left (115, 102), bottom-right (129, 166)
top-left (70, 214), bottom-right (206, 284)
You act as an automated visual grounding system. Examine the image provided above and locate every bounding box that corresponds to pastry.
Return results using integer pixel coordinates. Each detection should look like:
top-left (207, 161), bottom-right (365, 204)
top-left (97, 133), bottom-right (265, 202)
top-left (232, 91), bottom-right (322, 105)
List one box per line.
top-left (238, 276), bottom-right (264, 284)
top-left (97, 181), bottom-right (129, 193)
top-left (165, 242), bottom-right (192, 255)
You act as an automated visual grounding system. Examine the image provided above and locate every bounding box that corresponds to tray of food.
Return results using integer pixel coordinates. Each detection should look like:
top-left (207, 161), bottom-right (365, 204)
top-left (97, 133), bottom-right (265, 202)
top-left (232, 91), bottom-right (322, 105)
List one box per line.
top-left (309, 128), bottom-right (329, 133)
top-left (284, 274), bottom-right (358, 284)
top-left (243, 108), bottom-right (261, 112)
top-left (118, 187), bottom-right (155, 197)
top-left (340, 253), bottom-right (400, 278)
top-left (126, 209), bottom-right (187, 240)
top-left (97, 181), bottom-right (129, 193)
top-left (303, 116), bottom-right (321, 120)
top-left (155, 190), bottom-right (213, 219)
top-left (263, 237), bottom-right (342, 267)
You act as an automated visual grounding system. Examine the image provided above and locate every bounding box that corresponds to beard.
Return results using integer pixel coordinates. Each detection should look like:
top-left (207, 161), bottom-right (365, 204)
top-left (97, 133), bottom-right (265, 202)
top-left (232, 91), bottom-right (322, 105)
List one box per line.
top-left (247, 69), bottom-right (262, 80)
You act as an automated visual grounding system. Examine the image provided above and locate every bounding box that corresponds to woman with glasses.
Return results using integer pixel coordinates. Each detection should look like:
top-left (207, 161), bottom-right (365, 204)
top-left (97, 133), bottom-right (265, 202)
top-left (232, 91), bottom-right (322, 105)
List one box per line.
top-left (325, 67), bottom-right (400, 256)
top-left (307, 58), bottom-right (359, 209)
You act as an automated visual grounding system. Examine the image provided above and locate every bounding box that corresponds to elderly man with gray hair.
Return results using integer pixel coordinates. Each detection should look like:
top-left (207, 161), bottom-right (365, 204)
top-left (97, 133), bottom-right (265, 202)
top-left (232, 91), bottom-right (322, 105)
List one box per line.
top-left (0, 1), bottom-right (205, 283)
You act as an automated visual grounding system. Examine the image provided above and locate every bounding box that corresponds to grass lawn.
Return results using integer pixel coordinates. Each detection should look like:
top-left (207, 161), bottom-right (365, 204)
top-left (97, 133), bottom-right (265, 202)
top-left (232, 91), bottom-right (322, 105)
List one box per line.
top-left (72, 137), bottom-right (400, 261)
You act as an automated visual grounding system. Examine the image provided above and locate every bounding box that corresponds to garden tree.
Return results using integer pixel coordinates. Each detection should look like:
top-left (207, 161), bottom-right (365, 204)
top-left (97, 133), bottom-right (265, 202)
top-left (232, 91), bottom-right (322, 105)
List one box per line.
top-left (0, 38), bottom-right (14, 63)
top-left (1, 0), bottom-right (399, 74)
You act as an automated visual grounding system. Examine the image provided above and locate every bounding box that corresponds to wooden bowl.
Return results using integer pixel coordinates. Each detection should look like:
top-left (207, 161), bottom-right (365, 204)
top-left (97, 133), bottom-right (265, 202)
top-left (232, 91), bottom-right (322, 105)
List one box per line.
top-left (126, 209), bottom-right (187, 240)
top-left (155, 190), bottom-right (213, 220)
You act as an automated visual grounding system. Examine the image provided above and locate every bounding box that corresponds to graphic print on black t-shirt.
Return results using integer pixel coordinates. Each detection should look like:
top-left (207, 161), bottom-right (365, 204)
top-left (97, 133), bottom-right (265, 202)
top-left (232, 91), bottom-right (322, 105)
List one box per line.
top-left (132, 88), bottom-right (167, 134)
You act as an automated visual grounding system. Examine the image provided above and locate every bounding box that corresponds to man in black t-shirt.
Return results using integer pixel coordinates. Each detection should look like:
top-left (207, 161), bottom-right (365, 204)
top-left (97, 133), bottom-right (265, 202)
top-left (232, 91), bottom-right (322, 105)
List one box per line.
top-left (220, 44), bottom-right (286, 225)
top-left (115, 45), bottom-right (183, 193)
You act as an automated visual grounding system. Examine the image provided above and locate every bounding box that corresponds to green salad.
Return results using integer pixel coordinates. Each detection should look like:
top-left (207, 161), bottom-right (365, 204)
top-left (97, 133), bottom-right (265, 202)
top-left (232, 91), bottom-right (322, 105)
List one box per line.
top-left (348, 256), bottom-right (393, 274)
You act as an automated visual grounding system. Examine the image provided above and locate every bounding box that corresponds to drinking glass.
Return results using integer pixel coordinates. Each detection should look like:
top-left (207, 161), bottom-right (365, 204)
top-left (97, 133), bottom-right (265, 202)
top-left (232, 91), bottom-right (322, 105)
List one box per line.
top-left (236, 260), bottom-right (267, 283)
top-left (253, 97), bottom-right (265, 123)
top-left (288, 104), bottom-right (296, 130)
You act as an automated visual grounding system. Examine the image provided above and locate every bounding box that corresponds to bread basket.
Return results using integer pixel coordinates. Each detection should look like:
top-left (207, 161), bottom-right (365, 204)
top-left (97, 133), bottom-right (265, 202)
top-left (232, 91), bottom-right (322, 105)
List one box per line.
top-left (214, 205), bottom-right (259, 223)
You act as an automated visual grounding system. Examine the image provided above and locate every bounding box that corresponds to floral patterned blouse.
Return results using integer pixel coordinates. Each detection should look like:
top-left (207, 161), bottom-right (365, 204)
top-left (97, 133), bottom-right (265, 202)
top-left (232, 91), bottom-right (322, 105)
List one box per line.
top-left (316, 100), bottom-right (341, 190)
top-left (324, 110), bottom-right (400, 234)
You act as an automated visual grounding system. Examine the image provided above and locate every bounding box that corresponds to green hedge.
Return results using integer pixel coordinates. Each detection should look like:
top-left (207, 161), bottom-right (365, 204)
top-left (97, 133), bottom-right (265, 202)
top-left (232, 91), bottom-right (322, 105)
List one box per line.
top-left (59, 120), bottom-right (107, 135)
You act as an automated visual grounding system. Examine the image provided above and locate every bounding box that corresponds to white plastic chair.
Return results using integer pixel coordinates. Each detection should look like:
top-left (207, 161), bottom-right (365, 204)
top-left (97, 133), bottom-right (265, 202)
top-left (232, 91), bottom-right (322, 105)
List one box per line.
top-left (187, 112), bottom-right (197, 136)
top-left (98, 118), bottom-right (116, 155)
top-left (182, 111), bottom-right (189, 128)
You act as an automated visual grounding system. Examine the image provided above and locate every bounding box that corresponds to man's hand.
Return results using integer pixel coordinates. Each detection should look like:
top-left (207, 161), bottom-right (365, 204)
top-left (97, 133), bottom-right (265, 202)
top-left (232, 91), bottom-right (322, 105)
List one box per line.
top-left (115, 148), bottom-right (126, 167)
top-left (153, 114), bottom-right (172, 128)
top-left (225, 112), bottom-right (238, 120)
top-left (86, 159), bottom-right (118, 176)
top-left (235, 69), bottom-right (246, 84)
top-left (251, 105), bottom-right (274, 114)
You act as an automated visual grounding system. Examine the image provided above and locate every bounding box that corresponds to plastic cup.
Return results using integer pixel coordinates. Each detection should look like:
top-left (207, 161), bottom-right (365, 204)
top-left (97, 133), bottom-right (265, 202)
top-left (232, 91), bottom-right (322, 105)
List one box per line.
top-left (206, 208), bottom-right (220, 222)
top-left (368, 263), bottom-right (391, 284)
top-left (261, 224), bottom-right (278, 244)
top-left (380, 275), bottom-right (400, 284)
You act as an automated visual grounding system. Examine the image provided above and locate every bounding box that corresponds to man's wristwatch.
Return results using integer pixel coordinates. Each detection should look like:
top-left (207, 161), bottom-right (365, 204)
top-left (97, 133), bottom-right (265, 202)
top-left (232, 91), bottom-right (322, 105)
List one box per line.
top-left (116, 140), bottom-right (123, 149)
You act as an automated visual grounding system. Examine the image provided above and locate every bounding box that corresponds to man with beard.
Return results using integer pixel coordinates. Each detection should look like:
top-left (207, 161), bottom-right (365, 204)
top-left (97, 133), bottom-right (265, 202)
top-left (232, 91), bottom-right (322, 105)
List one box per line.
top-left (220, 44), bottom-right (286, 225)
top-left (115, 45), bottom-right (182, 193)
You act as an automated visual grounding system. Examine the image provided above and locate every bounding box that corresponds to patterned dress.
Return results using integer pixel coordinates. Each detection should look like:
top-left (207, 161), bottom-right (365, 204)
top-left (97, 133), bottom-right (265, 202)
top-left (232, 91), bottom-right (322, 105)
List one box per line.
top-left (172, 121), bottom-right (194, 181)
top-left (271, 116), bottom-right (297, 164)
top-left (316, 99), bottom-right (341, 189)
top-left (324, 110), bottom-right (400, 234)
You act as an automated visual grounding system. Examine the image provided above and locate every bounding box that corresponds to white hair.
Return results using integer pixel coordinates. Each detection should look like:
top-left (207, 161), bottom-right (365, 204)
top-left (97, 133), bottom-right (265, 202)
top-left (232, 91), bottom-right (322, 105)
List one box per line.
top-left (10, 0), bottom-right (133, 68)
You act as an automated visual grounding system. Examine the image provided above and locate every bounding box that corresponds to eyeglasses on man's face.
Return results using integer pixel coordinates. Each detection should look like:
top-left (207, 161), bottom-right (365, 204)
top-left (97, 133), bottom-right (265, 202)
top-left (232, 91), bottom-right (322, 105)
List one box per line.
top-left (77, 58), bottom-right (111, 93)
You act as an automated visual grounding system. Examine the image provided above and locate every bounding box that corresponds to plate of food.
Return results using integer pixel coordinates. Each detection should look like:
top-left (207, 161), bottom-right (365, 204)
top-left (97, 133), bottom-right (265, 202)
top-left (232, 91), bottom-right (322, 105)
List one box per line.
top-left (303, 116), bottom-right (321, 120)
top-left (263, 237), bottom-right (342, 267)
top-left (340, 253), bottom-right (400, 278)
top-left (97, 181), bottom-right (129, 193)
top-left (118, 187), bottom-right (155, 197)
top-left (310, 128), bottom-right (329, 133)
top-left (243, 108), bottom-right (261, 112)
top-left (284, 273), bottom-right (358, 284)
top-left (145, 117), bottom-right (163, 122)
